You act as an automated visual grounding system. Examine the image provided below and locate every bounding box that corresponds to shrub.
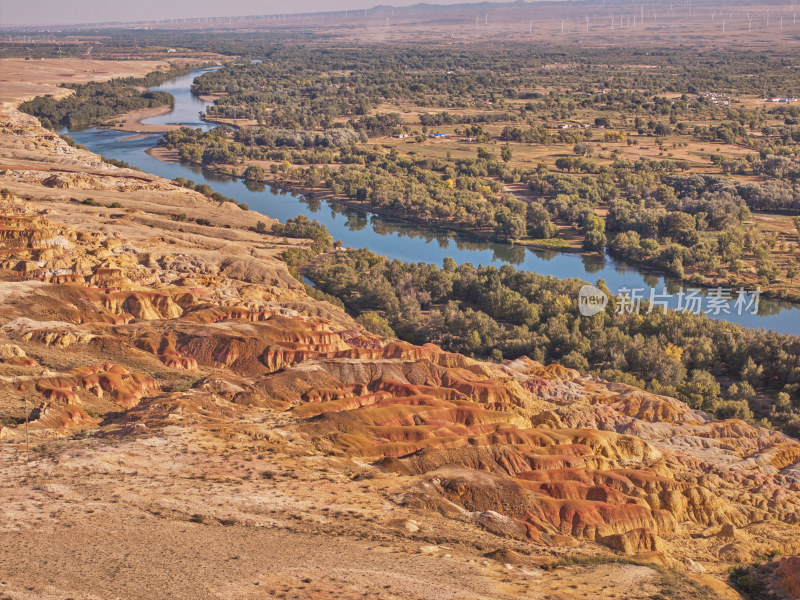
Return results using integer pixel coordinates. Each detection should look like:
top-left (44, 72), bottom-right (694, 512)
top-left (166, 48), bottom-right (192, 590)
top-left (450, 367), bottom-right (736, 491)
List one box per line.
top-left (735, 574), bottom-right (762, 595)
top-left (357, 312), bottom-right (396, 337)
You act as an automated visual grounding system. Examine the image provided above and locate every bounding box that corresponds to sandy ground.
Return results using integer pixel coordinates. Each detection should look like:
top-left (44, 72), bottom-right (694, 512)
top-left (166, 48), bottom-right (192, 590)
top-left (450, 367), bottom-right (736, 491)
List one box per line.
top-left (0, 433), bottom-right (718, 600)
top-left (146, 146), bottom-right (182, 163)
top-left (0, 58), bottom-right (169, 105)
top-left (106, 104), bottom-right (184, 133)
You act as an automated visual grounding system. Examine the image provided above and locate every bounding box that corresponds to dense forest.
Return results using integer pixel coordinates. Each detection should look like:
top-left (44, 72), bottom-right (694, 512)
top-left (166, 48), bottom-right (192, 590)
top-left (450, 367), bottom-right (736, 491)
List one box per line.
top-left (161, 125), bottom-right (532, 241)
top-left (162, 122), bottom-right (800, 292)
top-left (149, 46), bottom-right (800, 299)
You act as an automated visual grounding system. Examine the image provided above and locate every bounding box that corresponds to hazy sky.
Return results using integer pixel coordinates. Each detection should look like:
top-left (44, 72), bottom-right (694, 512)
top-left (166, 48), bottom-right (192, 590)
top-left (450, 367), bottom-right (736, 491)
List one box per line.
top-left (1, 0), bottom-right (497, 26)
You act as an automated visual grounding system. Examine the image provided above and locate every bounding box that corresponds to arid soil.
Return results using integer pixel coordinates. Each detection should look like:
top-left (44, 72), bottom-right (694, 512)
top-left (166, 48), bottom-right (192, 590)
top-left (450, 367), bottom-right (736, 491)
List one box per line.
top-left (0, 59), bottom-right (169, 104)
top-left (0, 60), bottom-right (798, 600)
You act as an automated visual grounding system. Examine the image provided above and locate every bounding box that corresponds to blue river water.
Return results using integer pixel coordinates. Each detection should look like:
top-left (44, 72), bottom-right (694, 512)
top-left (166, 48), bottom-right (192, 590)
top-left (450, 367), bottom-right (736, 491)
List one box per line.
top-left (63, 68), bottom-right (800, 335)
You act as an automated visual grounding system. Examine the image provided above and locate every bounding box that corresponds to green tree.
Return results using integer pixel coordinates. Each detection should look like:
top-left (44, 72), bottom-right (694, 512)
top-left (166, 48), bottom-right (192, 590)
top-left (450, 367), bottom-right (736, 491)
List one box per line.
top-left (741, 357), bottom-right (764, 386)
top-left (777, 392), bottom-right (792, 412)
top-left (477, 146), bottom-right (494, 161)
top-left (243, 165), bottom-right (267, 181)
top-left (678, 370), bottom-right (721, 412)
top-left (787, 260), bottom-right (799, 282)
top-left (573, 142), bottom-right (594, 157)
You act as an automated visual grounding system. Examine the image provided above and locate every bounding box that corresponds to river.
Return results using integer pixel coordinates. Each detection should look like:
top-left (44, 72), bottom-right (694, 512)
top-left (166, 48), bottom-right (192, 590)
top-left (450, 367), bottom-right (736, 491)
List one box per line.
top-left (63, 68), bottom-right (800, 335)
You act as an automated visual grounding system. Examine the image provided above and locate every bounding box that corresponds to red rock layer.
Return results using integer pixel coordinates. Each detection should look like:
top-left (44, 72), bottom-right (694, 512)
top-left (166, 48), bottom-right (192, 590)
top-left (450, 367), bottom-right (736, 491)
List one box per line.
top-left (2, 209), bottom-right (799, 562)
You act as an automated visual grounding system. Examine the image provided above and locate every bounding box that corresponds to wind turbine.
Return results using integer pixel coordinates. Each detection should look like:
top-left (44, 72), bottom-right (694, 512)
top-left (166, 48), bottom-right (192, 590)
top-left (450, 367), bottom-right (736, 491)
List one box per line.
top-left (26, 47), bottom-right (32, 60)
top-left (56, 46), bottom-right (63, 59)
top-left (83, 46), bottom-right (93, 60)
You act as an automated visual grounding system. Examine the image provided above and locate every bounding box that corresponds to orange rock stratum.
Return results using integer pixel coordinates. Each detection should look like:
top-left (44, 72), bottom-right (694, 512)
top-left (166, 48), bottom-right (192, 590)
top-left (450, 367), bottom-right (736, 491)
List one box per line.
top-left (0, 66), bottom-right (797, 600)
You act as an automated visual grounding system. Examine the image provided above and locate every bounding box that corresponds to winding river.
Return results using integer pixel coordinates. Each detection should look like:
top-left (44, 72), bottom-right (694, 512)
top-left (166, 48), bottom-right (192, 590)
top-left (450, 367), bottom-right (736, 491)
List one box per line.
top-left (63, 68), bottom-right (800, 335)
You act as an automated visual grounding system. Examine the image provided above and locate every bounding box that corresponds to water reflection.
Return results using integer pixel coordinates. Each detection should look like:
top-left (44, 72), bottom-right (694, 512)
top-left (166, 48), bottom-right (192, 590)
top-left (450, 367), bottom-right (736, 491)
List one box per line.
top-left (198, 168), bottom-right (237, 184)
top-left (529, 249), bottom-right (558, 262)
top-left (243, 181), bottom-right (266, 193)
top-left (345, 213), bottom-right (368, 231)
top-left (491, 244), bottom-right (527, 265)
top-left (642, 273), bottom-right (661, 289)
top-left (582, 255), bottom-right (606, 275)
top-left (664, 280), bottom-right (686, 296)
top-left (759, 298), bottom-right (795, 317)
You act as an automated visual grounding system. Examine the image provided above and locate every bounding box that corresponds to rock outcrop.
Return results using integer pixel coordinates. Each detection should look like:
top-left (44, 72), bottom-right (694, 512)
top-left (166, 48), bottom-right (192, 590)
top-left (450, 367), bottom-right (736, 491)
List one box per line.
top-left (1, 198), bottom-right (799, 566)
top-left (0, 97), bottom-right (798, 596)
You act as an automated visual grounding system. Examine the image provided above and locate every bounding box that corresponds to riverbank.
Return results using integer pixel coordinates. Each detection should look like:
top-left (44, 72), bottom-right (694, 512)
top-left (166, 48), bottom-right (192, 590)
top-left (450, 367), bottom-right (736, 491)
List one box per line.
top-left (203, 115), bottom-right (255, 128)
top-left (144, 149), bottom-right (800, 304)
top-left (146, 145), bottom-right (182, 163)
top-left (145, 148), bottom-right (602, 253)
top-left (64, 66), bottom-right (800, 334)
top-left (106, 105), bottom-right (184, 133)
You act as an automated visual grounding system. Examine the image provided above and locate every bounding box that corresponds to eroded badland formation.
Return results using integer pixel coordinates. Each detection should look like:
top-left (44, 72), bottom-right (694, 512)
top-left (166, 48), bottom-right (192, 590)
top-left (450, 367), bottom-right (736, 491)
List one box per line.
top-left (0, 60), bottom-right (799, 600)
